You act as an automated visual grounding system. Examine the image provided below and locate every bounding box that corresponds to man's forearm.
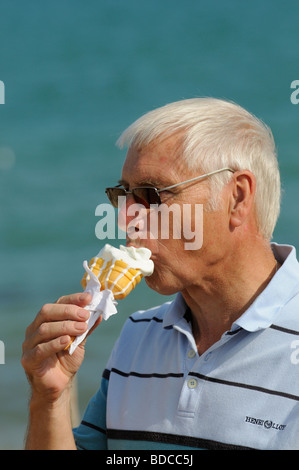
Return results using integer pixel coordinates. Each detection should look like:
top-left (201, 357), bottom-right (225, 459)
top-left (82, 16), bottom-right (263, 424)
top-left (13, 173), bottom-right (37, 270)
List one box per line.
top-left (25, 389), bottom-right (77, 450)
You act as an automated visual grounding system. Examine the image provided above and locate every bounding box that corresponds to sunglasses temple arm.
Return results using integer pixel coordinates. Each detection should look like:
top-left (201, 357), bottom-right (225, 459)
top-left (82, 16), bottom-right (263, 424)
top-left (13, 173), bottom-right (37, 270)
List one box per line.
top-left (158, 167), bottom-right (235, 192)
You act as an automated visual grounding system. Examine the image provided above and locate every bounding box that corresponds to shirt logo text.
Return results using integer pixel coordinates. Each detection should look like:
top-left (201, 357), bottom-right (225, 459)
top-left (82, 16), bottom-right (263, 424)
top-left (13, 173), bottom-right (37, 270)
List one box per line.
top-left (245, 416), bottom-right (286, 431)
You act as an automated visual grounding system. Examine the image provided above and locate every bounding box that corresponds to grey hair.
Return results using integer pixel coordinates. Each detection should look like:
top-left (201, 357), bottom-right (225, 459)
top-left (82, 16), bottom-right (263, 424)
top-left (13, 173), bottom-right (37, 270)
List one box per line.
top-left (116, 98), bottom-right (281, 240)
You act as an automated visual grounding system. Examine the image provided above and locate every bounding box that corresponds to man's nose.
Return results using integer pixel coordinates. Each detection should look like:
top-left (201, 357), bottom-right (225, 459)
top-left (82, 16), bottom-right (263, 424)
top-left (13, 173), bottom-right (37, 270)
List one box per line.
top-left (117, 196), bottom-right (147, 236)
top-left (117, 196), bottom-right (130, 233)
top-left (117, 195), bottom-right (140, 231)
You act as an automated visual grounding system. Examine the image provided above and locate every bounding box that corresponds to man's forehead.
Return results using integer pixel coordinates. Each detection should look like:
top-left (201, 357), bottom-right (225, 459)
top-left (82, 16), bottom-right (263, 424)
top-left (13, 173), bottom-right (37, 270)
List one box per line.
top-left (121, 156), bottom-right (181, 188)
top-left (121, 136), bottom-right (190, 186)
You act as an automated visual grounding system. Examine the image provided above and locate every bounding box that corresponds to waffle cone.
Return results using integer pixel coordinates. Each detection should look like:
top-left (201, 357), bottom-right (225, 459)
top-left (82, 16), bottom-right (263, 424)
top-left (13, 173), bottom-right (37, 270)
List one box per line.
top-left (81, 258), bottom-right (143, 299)
top-left (102, 260), bottom-right (143, 299)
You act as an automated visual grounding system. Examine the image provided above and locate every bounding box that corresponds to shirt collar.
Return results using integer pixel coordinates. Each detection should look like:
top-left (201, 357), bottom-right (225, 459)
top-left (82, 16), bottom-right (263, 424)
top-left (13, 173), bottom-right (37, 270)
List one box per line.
top-left (163, 243), bottom-right (299, 333)
top-left (234, 243), bottom-right (299, 332)
top-left (163, 292), bottom-right (187, 328)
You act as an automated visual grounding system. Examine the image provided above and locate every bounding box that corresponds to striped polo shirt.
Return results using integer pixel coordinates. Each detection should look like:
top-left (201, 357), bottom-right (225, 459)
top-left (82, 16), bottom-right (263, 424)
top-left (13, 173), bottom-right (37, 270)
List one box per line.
top-left (73, 243), bottom-right (299, 450)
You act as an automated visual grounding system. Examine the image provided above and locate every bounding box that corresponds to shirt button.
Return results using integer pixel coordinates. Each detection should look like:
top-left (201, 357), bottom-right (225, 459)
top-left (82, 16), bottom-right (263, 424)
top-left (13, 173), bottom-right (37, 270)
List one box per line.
top-left (187, 349), bottom-right (196, 359)
top-left (187, 378), bottom-right (198, 389)
top-left (204, 352), bottom-right (212, 362)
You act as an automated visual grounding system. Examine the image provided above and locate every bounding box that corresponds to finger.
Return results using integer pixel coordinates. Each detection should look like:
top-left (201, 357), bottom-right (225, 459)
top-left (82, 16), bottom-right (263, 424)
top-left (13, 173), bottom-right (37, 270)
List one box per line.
top-left (56, 292), bottom-right (92, 307)
top-left (67, 314), bottom-right (104, 351)
top-left (36, 320), bottom-right (88, 347)
top-left (26, 302), bottom-right (90, 339)
top-left (22, 335), bottom-right (72, 372)
top-left (26, 319), bottom-right (88, 350)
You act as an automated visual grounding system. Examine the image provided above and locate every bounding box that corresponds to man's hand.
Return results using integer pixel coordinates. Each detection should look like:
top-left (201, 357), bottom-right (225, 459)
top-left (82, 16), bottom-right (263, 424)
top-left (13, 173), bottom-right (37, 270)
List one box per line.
top-left (21, 292), bottom-right (99, 402)
top-left (21, 292), bottom-right (101, 449)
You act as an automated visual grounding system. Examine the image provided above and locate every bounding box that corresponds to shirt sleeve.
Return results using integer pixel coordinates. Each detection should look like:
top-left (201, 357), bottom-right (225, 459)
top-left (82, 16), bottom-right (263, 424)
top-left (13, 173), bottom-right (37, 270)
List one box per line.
top-left (73, 370), bottom-right (109, 450)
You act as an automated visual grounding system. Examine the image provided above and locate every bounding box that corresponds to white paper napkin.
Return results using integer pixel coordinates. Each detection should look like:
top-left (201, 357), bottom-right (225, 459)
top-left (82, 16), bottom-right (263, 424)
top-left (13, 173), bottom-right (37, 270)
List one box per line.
top-left (68, 262), bottom-right (118, 355)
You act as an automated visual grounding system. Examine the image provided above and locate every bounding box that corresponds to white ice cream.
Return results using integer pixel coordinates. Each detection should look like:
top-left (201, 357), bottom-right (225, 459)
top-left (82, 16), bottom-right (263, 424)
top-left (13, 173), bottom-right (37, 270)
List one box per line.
top-left (96, 244), bottom-right (154, 276)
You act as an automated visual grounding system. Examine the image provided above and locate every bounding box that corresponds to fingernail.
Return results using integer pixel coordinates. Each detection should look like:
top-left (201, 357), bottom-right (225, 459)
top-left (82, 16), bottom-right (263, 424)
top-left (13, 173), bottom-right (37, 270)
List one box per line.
top-left (79, 293), bottom-right (91, 303)
top-left (76, 322), bottom-right (87, 331)
top-left (78, 309), bottom-right (89, 320)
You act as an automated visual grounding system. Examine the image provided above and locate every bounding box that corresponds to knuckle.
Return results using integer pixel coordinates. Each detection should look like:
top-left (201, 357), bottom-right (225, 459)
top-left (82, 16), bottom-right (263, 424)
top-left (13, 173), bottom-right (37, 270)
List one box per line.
top-left (37, 322), bottom-right (48, 339)
top-left (39, 303), bottom-right (52, 321)
top-left (20, 352), bottom-right (27, 369)
top-left (41, 302), bottom-right (52, 314)
top-left (61, 320), bottom-right (71, 333)
top-left (22, 337), bottom-right (28, 354)
top-left (64, 305), bottom-right (78, 320)
top-left (63, 305), bottom-right (72, 316)
top-left (24, 324), bottom-right (32, 339)
top-left (32, 343), bottom-right (44, 360)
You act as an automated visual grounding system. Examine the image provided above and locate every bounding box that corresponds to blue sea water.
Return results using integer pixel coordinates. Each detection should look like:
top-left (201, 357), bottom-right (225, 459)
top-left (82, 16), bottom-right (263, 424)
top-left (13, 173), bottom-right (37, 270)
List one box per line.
top-left (0, 0), bottom-right (299, 449)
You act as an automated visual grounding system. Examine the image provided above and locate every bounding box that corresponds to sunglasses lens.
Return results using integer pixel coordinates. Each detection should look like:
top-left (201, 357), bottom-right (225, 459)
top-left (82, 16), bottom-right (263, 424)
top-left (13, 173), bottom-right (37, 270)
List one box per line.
top-left (132, 188), bottom-right (160, 208)
top-left (105, 187), bottom-right (126, 207)
top-left (106, 187), bottom-right (161, 208)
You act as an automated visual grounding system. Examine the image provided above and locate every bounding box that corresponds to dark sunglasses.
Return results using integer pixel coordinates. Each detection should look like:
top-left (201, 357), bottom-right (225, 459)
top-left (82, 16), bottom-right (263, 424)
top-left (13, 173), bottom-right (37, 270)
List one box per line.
top-left (105, 167), bottom-right (235, 208)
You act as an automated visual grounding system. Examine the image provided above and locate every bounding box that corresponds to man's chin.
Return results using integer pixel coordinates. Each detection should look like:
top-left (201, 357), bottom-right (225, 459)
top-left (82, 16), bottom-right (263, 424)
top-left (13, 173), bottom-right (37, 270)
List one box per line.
top-left (145, 276), bottom-right (179, 297)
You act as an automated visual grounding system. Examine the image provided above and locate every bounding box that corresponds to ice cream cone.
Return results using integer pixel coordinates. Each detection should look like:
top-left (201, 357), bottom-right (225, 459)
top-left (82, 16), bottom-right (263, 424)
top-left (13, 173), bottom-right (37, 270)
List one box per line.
top-left (65, 244), bottom-right (154, 353)
top-left (81, 254), bottom-right (147, 299)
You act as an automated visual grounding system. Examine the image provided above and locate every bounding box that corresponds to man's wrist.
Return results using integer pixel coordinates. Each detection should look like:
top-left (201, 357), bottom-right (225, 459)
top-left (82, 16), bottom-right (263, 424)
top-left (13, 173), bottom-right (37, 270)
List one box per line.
top-left (26, 388), bottom-right (75, 450)
top-left (29, 385), bottom-right (72, 416)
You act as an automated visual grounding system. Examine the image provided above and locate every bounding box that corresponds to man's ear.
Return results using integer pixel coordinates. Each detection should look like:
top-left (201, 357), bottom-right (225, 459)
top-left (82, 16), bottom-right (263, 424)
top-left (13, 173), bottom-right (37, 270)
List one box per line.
top-left (229, 170), bottom-right (256, 229)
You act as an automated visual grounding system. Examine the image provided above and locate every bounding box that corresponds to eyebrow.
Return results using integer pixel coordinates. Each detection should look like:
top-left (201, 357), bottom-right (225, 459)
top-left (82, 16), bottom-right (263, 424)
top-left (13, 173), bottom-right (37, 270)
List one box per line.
top-left (117, 177), bottom-right (174, 188)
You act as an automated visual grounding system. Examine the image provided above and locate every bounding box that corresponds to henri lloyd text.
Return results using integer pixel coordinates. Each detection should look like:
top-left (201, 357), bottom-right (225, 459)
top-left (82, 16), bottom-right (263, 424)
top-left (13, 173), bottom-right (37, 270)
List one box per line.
top-left (245, 416), bottom-right (286, 431)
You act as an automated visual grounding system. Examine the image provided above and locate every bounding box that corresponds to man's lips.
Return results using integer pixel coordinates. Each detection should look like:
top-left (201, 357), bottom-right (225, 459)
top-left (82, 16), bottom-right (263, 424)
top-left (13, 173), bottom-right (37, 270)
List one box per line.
top-left (126, 240), bottom-right (144, 250)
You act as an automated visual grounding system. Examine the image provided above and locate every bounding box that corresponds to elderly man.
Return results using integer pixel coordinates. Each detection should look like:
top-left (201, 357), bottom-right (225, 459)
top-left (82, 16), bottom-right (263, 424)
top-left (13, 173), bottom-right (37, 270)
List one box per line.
top-left (22, 98), bottom-right (299, 450)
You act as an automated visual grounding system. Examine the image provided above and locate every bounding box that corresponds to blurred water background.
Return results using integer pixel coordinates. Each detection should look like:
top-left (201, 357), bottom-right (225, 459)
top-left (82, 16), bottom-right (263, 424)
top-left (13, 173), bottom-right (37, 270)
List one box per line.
top-left (0, 0), bottom-right (299, 449)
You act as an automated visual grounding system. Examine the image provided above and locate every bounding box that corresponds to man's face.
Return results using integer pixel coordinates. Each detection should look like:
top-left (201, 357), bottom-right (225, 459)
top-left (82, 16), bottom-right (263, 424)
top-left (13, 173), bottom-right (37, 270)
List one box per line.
top-left (118, 134), bottom-right (231, 295)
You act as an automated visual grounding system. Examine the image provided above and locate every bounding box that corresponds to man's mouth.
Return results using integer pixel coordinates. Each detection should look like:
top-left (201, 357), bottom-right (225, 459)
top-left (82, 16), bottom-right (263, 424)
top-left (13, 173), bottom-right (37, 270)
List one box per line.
top-left (126, 239), bottom-right (142, 249)
top-left (125, 238), bottom-right (156, 259)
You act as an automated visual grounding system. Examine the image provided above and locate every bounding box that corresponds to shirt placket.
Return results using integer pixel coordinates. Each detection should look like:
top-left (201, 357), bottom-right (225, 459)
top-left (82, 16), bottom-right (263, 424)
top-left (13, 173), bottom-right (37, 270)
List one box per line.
top-left (174, 319), bottom-right (231, 418)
